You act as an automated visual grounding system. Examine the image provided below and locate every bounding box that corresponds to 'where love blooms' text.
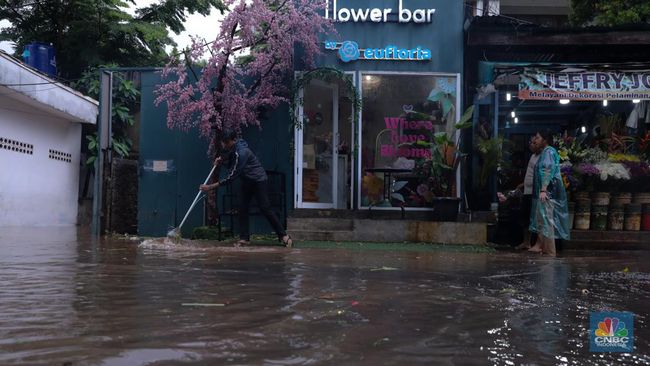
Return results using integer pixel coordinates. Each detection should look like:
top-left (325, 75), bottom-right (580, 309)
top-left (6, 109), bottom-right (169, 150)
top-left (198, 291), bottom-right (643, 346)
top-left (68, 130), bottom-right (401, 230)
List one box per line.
top-left (380, 117), bottom-right (434, 158)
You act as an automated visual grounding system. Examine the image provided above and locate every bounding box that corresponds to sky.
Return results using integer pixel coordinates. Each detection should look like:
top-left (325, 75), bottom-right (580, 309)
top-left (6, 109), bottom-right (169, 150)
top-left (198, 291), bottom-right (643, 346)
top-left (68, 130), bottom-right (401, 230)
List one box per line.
top-left (0, 1), bottom-right (222, 54)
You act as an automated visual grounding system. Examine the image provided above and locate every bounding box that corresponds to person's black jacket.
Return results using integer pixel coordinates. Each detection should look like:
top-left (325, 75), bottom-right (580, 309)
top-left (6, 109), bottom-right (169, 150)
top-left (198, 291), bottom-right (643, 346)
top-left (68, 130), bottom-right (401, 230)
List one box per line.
top-left (218, 139), bottom-right (267, 185)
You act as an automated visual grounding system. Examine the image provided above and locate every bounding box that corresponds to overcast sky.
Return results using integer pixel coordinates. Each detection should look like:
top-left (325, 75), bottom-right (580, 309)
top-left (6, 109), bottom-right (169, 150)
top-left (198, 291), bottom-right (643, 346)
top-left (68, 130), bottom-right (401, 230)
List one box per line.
top-left (0, 1), bottom-right (222, 55)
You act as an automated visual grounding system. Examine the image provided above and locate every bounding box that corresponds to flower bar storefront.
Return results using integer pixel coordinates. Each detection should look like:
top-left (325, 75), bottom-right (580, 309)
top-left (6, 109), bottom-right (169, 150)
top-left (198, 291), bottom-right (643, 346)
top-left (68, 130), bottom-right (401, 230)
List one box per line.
top-left (292, 0), bottom-right (466, 218)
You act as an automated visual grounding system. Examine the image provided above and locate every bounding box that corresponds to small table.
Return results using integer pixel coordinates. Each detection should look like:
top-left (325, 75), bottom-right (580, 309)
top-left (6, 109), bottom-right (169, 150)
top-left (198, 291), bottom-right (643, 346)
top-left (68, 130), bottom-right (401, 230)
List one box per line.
top-left (365, 168), bottom-right (411, 219)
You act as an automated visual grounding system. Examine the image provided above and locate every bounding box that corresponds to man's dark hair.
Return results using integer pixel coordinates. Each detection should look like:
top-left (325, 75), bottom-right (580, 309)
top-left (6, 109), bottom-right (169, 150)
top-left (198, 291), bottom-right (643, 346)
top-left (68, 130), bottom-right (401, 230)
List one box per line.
top-left (536, 129), bottom-right (554, 145)
top-left (220, 128), bottom-right (238, 143)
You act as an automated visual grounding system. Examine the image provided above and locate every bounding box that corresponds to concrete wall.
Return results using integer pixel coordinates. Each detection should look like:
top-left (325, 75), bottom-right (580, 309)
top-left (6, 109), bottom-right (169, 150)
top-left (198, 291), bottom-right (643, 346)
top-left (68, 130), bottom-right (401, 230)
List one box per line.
top-left (0, 53), bottom-right (98, 124)
top-left (0, 96), bottom-right (82, 226)
top-left (288, 217), bottom-right (487, 245)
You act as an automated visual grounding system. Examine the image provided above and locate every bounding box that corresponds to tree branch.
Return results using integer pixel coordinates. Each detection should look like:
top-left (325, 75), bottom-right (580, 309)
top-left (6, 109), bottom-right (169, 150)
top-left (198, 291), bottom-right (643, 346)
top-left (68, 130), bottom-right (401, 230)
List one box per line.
top-left (230, 0), bottom-right (289, 55)
top-left (212, 18), bottom-right (241, 114)
top-left (183, 49), bottom-right (201, 83)
top-left (247, 58), bottom-right (279, 98)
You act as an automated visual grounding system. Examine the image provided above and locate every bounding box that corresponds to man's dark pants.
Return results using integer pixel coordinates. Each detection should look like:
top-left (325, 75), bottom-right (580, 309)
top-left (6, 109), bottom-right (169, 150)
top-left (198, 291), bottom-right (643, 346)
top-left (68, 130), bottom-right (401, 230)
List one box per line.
top-left (522, 194), bottom-right (538, 245)
top-left (239, 178), bottom-right (286, 241)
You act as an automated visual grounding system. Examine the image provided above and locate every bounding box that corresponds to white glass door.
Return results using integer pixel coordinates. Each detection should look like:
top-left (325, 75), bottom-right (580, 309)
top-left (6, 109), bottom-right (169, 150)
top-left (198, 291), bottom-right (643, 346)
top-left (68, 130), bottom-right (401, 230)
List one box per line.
top-left (295, 80), bottom-right (339, 209)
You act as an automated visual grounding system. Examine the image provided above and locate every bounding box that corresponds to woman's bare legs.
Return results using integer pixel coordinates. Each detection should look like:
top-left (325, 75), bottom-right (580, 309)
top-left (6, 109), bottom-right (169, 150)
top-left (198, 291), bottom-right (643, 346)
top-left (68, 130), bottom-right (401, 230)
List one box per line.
top-left (541, 235), bottom-right (556, 256)
top-left (528, 235), bottom-right (543, 253)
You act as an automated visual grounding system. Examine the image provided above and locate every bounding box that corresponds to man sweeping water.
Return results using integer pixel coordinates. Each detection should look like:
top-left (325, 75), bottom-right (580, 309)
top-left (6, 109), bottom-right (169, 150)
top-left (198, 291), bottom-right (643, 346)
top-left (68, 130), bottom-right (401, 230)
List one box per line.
top-left (200, 129), bottom-right (293, 248)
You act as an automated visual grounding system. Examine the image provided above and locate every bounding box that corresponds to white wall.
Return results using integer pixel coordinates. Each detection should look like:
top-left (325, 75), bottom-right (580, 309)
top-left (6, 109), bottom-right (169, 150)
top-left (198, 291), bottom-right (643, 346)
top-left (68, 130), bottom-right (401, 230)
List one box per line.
top-left (0, 97), bottom-right (82, 226)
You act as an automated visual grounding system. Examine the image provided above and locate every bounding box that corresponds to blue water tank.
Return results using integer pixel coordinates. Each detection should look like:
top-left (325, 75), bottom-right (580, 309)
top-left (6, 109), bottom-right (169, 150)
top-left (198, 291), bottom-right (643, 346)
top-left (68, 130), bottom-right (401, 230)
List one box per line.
top-left (22, 42), bottom-right (57, 77)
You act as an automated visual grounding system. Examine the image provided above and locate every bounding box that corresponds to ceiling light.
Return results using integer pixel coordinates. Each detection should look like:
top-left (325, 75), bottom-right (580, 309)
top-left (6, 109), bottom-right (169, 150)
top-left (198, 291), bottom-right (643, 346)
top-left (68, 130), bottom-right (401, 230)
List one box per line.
top-left (511, 111), bottom-right (516, 118)
top-left (581, 126), bottom-right (587, 133)
top-left (514, 117), bottom-right (519, 124)
top-left (633, 99), bottom-right (641, 104)
top-left (603, 100), bottom-right (608, 107)
top-left (559, 99), bottom-right (570, 105)
top-left (506, 92), bottom-right (512, 101)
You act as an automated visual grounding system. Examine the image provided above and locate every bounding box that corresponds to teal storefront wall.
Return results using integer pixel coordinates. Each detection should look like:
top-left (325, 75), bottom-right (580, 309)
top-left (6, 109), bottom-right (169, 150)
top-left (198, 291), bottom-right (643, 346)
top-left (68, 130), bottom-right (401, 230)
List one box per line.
top-left (138, 71), bottom-right (210, 237)
top-left (305, 0), bottom-right (464, 74)
top-left (138, 71), bottom-right (292, 237)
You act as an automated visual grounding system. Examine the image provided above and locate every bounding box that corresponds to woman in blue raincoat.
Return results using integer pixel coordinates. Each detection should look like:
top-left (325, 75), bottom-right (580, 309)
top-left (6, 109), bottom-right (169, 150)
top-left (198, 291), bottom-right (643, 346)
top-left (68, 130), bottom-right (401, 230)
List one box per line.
top-left (528, 129), bottom-right (570, 256)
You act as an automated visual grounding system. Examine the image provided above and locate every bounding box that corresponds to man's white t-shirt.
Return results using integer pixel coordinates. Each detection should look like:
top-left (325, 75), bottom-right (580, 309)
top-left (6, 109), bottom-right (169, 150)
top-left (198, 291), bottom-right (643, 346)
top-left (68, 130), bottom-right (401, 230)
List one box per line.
top-left (524, 153), bottom-right (540, 195)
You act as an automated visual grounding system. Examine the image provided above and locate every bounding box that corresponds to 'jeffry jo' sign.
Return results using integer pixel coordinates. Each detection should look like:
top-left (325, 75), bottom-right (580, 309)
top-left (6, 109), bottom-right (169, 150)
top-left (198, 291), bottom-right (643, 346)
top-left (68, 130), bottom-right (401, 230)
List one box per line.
top-left (325, 0), bottom-right (436, 23)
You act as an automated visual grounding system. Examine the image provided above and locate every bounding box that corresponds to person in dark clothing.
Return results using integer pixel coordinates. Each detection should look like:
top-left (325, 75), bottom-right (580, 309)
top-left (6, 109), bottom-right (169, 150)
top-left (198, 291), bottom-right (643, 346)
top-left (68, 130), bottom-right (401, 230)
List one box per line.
top-left (200, 129), bottom-right (293, 247)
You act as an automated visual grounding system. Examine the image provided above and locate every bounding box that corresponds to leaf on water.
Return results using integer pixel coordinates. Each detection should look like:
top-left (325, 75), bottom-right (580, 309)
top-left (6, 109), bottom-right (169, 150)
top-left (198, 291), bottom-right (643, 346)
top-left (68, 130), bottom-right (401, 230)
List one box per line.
top-left (373, 337), bottom-right (391, 347)
top-left (370, 266), bottom-right (399, 272)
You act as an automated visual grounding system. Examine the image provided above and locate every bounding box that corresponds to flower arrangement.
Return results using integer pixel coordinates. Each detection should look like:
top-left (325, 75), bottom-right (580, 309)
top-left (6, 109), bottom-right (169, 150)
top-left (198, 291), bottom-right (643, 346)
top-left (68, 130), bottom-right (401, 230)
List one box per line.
top-left (594, 162), bottom-right (631, 192)
top-left (609, 153), bottom-right (641, 163)
top-left (576, 163), bottom-right (600, 176)
top-left (560, 162), bottom-right (580, 192)
top-left (555, 133), bottom-right (588, 163)
top-left (582, 148), bottom-right (608, 164)
top-left (546, 126), bottom-right (650, 198)
top-left (574, 163), bottom-right (600, 191)
top-left (595, 162), bottom-right (631, 181)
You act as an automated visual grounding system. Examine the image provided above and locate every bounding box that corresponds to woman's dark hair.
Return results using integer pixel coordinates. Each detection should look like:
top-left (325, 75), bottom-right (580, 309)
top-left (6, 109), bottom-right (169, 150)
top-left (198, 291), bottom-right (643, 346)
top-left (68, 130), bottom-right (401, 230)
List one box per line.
top-left (220, 128), bottom-right (238, 143)
top-left (536, 129), bottom-right (554, 146)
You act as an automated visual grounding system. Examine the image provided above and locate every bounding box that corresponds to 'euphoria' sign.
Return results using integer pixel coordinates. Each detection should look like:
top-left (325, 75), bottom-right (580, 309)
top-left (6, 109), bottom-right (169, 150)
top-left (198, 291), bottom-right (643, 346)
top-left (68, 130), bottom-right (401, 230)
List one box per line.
top-left (325, 0), bottom-right (436, 23)
top-left (325, 41), bottom-right (432, 62)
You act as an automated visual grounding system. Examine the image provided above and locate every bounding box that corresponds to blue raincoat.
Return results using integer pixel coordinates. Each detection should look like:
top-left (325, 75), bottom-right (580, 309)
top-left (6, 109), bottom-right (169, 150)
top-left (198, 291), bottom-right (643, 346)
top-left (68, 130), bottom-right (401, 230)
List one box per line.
top-left (529, 146), bottom-right (571, 240)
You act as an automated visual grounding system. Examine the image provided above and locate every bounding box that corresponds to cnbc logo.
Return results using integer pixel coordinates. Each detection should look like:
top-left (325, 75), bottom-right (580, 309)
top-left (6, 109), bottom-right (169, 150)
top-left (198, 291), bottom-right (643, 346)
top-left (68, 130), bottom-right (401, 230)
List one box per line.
top-left (590, 312), bottom-right (634, 352)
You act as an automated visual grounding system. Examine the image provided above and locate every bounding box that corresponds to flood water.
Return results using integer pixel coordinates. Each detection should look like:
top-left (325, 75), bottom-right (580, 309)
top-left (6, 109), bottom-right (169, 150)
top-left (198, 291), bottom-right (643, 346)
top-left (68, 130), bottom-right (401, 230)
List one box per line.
top-left (0, 227), bottom-right (648, 365)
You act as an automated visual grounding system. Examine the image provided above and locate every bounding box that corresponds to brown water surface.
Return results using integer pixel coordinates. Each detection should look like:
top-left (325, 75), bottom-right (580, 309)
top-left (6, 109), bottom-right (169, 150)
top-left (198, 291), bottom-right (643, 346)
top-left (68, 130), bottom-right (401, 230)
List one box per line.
top-left (0, 227), bottom-right (648, 365)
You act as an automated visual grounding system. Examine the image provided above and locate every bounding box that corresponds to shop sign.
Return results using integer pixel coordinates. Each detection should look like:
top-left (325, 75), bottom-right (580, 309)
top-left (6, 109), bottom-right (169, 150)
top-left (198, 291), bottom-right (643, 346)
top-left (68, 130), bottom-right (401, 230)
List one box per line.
top-left (519, 69), bottom-right (650, 100)
top-left (325, 0), bottom-right (436, 23)
top-left (325, 40), bottom-right (431, 62)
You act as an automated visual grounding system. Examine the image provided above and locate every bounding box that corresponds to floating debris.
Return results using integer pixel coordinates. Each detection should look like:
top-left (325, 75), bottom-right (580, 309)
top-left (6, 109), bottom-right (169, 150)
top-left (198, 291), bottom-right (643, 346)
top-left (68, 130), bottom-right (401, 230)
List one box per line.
top-left (370, 266), bottom-right (399, 272)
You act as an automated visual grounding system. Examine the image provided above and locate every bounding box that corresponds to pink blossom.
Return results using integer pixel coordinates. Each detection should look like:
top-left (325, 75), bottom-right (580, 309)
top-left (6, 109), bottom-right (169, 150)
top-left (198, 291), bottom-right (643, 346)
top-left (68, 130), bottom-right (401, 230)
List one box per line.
top-left (155, 0), bottom-right (335, 146)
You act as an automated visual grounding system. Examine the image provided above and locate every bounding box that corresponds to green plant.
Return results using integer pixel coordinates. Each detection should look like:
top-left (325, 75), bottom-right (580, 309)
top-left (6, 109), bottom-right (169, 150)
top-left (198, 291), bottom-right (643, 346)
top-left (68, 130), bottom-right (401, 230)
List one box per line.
top-left (74, 66), bottom-right (140, 165)
top-left (412, 106), bottom-right (475, 197)
top-left (192, 226), bottom-right (222, 240)
top-left (0, 0), bottom-right (224, 79)
top-left (477, 136), bottom-right (505, 189)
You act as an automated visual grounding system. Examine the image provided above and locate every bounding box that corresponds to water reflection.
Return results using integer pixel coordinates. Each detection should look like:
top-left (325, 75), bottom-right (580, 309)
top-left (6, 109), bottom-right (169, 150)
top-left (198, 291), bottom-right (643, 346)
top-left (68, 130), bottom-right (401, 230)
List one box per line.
top-left (0, 228), bottom-right (648, 365)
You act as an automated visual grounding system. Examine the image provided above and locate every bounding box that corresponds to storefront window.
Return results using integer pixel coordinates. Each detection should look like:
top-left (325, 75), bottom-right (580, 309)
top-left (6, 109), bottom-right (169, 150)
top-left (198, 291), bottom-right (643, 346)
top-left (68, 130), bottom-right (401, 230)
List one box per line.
top-left (360, 73), bottom-right (459, 208)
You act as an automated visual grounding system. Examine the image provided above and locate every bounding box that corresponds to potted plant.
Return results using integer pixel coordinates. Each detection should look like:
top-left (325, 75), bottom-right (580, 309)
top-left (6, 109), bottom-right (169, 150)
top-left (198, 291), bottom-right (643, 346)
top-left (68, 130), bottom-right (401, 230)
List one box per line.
top-left (412, 106), bottom-right (474, 220)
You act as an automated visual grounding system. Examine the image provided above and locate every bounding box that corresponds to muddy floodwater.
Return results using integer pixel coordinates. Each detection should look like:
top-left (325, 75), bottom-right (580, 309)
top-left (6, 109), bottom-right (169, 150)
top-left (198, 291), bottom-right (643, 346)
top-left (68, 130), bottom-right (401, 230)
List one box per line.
top-left (0, 227), bottom-right (648, 365)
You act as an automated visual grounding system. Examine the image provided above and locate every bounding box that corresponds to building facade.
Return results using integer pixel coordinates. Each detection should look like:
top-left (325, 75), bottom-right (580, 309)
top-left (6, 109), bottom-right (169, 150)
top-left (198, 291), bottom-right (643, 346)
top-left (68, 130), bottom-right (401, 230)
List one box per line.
top-left (293, 0), bottom-right (464, 212)
top-left (0, 52), bottom-right (98, 226)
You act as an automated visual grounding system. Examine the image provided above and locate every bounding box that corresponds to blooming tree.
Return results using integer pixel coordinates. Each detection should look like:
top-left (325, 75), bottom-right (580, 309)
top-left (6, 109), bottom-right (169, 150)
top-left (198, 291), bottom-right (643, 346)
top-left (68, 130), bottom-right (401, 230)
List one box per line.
top-left (155, 0), bottom-right (333, 225)
top-left (155, 0), bottom-right (333, 139)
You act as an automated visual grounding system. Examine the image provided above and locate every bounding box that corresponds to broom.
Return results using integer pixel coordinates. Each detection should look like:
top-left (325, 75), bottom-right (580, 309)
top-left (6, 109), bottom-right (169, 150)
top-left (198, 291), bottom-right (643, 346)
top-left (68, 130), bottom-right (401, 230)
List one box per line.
top-left (167, 160), bottom-right (220, 240)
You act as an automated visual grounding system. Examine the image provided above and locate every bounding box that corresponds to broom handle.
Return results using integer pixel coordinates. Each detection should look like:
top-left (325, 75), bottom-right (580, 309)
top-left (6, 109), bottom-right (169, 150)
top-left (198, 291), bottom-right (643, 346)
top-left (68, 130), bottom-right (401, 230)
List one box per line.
top-left (177, 164), bottom-right (217, 231)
